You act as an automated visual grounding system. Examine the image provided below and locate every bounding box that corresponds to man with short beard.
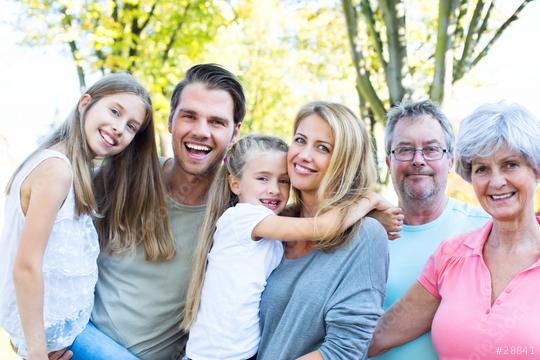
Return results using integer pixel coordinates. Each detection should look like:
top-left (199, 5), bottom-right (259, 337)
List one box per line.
top-left (373, 100), bottom-right (489, 360)
top-left (70, 64), bottom-right (245, 360)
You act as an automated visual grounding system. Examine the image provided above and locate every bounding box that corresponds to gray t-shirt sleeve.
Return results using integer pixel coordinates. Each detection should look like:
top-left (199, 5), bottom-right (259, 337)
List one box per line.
top-left (320, 218), bottom-right (389, 360)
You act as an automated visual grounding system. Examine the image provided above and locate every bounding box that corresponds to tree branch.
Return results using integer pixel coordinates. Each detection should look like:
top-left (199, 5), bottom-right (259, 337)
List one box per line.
top-left (473, 1), bottom-right (494, 53)
top-left (58, 5), bottom-right (86, 91)
top-left (161, 2), bottom-right (192, 64)
top-left (430, 0), bottom-right (459, 102)
top-left (68, 40), bottom-right (87, 92)
top-left (341, 0), bottom-right (386, 123)
top-left (359, 0), bottom-right (386, 69)
top-left (469, 0), bottom-right (534, 72)
top-left (454, 0), bottom-right (468, 41)
top-left (454, 0), bottom-right (485, 81)
top-left (379, 0), bottom-right (407, 105)
top-left (139, 0), bottom-right (159, 31)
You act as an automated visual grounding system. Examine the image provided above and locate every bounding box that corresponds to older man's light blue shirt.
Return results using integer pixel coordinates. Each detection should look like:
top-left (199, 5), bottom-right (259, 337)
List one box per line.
top-left (373, 198), bottom-right (490, 360)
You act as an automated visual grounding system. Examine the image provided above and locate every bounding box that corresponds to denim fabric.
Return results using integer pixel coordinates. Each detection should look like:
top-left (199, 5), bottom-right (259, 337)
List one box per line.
top-left (71, 322), bottom-right (139, 360)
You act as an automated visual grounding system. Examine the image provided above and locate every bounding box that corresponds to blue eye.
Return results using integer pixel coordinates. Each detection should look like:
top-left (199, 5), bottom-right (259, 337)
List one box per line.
top-left (318, 144), bottom-right (330, 153)
top-left (127, 122), bottom-right (138, 132)
top-left (111, 108), bottom-right (120, 116)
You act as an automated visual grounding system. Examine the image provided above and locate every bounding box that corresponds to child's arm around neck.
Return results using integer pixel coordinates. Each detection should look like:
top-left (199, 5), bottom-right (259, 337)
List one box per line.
top-left (251, 193), bottom-right (389, 242)
top-left (13, 157), bottom-right (72, 359)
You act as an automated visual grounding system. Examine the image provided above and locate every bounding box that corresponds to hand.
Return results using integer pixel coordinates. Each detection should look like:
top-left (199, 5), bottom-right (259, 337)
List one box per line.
top-left (370, 207), bottom-right (404, 240)
top-left (48, 348), bottom-right (73, 360)
top-left (364, 192), bottom-right (397, 213)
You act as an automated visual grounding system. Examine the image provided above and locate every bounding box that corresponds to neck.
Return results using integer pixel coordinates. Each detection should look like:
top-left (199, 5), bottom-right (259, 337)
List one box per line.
top-left (163, 158), bottom-right (214, 206)
top-left (299, 190), bottom-right (319, 217)
top-left (488, 213), bottom-right (540, 251)
top-left (284, 241), bottom-right (314, 259)
top-left (49, 142), bottom-right (68, 156)
top-left (284, 190), bottom-right (319, 259)
top-left (400, 194), bottom-right (448, 226)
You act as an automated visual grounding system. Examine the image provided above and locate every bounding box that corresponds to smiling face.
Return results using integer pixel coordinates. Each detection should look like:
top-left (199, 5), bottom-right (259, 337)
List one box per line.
top-left (386, 115), bottom-right (454, 204)
top-left (168, 82), bottom-right (240, 177)
top-left (287, 114), bottom-right (334, 196)
top-left (471, 147), bottom-right (539, 222)
top-left (229, 150), bottom-right (290, 214)
top-left (82, 92), bottom-right (146, 158)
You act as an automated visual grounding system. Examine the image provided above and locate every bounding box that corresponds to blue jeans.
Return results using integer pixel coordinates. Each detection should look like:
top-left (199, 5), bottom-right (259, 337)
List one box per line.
top-left (71, 322), bottom-right (139, 360)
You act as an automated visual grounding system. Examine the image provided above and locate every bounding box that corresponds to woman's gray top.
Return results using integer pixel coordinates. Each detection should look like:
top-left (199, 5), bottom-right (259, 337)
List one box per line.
top-left (258, 217), bottom-right (389, 360)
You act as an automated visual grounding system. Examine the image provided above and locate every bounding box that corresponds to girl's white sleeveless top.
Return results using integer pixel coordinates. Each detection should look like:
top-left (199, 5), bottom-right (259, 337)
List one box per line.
top-left (0, 149), bottom-right (99, 357)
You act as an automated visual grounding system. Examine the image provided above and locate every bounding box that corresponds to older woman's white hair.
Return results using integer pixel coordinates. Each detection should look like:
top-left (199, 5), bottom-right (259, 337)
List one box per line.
top-left (455, 101), bottom-right (540, 182)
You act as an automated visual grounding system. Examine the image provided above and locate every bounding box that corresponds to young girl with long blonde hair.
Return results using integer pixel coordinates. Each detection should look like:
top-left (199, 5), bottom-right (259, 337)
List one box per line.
top-left (181, 134), bottom-right (401, 360)
top-left (0, 73), bottom-right (170, 360)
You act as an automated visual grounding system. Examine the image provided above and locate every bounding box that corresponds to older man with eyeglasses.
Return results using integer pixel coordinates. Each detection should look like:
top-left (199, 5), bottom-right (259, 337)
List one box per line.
top-left (372, 100), bottom-right (490, 360)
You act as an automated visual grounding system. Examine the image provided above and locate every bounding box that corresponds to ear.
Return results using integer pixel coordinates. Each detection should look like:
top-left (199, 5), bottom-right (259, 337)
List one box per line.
top-left (78, 94), bottom-right (92, 112)
top-left (448, 154), bottom-right (455, 173)
top-left (168, 107), bottom-right (178, 134)
top-left (228, 174), bottom-right (241, 196)
top-left (168, 115), bottom-right (172, 134)
top-left (231, 122), bottom-right (241, 143)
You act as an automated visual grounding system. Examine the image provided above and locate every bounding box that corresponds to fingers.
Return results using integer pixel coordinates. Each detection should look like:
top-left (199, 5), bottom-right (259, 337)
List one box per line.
top-left (49, 348), bottom-right (73, 360)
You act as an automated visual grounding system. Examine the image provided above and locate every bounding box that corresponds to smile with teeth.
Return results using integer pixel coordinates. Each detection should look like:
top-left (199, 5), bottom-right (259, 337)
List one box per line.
top-left (490, 192), bottom-right (515, 201)
top-left (99, 129), bottom-right (117, 146)
top-left (260, 199), bottom-right (281, 207)
top-left (185, 142), bottom-right (212, 154)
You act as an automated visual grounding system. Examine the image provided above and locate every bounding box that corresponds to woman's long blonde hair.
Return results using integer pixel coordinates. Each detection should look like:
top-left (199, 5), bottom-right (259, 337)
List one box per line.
top-left (291, 101), bottom-right (376, 251)
top-left (7, 73), bottom-right (173, 261)
top-left (181, 134), bottom-right (288, 330)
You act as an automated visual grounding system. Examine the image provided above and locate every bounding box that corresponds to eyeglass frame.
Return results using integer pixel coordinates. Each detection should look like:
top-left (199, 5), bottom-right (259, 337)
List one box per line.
top-left (390, 146), bottom-right (448, 162)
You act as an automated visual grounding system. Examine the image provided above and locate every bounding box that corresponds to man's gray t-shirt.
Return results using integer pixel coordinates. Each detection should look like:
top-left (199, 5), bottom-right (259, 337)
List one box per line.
top-left (91, 185), bottom-right (205, 359)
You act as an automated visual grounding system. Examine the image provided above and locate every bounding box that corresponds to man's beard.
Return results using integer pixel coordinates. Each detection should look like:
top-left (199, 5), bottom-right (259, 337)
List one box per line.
top-left (178, 154), bottom-right (224, 178)
top-left (400, 173), bottom-right (441, 202)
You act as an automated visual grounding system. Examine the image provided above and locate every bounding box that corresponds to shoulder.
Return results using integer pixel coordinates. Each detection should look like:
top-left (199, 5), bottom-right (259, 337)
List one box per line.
top-left (27, 156), bottom-right (72, 192)
top-left (217, 203), bottom-right (274, 231)
top-left (348, 217), bottom-right (388, 259)
top-left (356, 217), bottom-right (388, 249)
top-left (222, 203), bottom-right (273, 218)
top-left (359, 216), bottom-right (387, 236)
top-left (435, 221), bottom-right (490, 259)
top-left (159, 156), bottom-right (170, 168)
top-left (447, 198), bottom-right (490, 220)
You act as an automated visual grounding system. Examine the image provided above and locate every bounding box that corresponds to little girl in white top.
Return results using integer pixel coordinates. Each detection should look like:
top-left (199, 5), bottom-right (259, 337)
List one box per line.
top-left (181, 134), bottom-right (402, 360)
top-left (0, 73), bottom-right (171, 360)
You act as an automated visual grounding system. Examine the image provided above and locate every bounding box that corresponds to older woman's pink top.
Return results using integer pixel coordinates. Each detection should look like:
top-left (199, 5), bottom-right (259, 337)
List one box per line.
top-left (418, 219), bottom-right (540, 360)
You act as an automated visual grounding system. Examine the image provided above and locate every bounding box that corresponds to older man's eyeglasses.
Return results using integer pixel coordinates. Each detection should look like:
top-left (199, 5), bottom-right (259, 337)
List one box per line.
top-left (391, 146), bottom-right (448, 161)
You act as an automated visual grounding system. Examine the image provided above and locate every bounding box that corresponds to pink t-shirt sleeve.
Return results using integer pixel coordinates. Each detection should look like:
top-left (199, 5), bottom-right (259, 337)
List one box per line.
top-left (417, 245), bottom-right (443, 299)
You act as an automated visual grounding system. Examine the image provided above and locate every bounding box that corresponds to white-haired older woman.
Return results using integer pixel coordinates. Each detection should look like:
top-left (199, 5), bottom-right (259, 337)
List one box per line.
top-left (369, 101), bottom-right (540, 359)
